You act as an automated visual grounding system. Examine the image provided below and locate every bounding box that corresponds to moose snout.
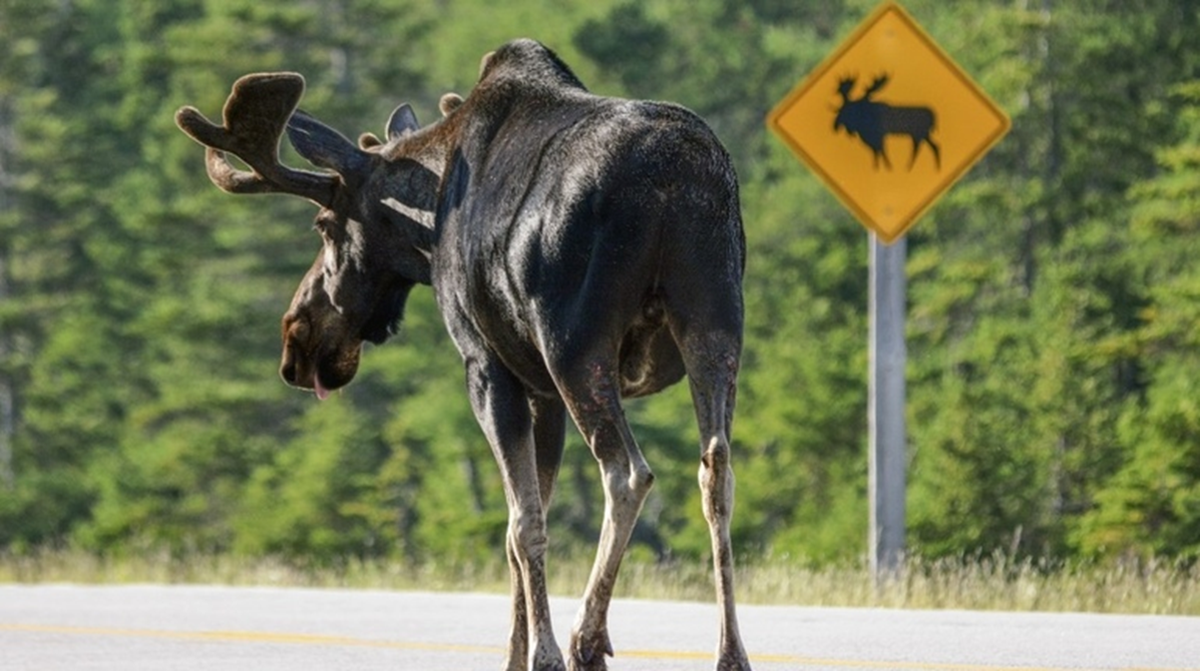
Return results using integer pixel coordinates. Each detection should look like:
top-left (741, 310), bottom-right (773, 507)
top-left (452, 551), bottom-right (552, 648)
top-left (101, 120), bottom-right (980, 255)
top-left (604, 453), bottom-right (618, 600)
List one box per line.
top-left (279, 309), bottom-right (364, 399)
top-left (280, 312), bottom-right (316, 389)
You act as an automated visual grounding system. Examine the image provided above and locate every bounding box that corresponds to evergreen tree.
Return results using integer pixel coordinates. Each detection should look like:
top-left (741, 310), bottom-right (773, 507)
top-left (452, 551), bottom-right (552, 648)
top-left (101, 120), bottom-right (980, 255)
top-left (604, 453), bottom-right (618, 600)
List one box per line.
top-left (1077, 80), bottom-right (1200, 559)
top-left (1, 0), bottom-right (1198, 565)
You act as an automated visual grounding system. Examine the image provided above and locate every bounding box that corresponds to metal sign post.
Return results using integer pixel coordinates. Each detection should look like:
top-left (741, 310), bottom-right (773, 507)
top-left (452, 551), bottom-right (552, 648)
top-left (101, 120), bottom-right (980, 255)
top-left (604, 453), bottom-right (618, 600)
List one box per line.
top-left (869, 234), bottom-right (906, 578)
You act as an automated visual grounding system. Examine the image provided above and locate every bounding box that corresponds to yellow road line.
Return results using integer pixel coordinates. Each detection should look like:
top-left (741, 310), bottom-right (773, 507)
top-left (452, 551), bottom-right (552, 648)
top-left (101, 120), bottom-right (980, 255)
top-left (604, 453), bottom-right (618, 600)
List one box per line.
top-left (620, 646), bottom-right (1196, 671)
top-left (1, 623), bottom-right (500, 654)
top-left (2, 623), bottom-right (1195, 671)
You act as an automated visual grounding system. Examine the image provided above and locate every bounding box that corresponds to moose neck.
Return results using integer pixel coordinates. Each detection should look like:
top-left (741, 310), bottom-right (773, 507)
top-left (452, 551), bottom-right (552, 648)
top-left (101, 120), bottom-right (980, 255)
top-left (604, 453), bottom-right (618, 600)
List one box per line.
top-left (376, 194), bottom-right (434, 285)
top-left (375, 113), bottom-right (464, 284)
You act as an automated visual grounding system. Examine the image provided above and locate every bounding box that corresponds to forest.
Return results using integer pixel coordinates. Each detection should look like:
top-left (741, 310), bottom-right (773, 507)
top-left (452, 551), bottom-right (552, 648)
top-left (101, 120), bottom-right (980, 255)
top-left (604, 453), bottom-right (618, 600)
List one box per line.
top-left (1, 0), bottom-right (1198, 570)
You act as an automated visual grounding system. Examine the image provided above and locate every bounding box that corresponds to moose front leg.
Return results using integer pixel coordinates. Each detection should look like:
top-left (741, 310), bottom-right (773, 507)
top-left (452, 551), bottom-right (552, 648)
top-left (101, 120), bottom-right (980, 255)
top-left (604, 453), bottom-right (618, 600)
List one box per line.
top-left (466, 357), bottom-right (566, 671)
top-left (501, 396), bottom-right (566, 667)
top-left (504, 535), bottom-right (530, 671)
top-left (503, 395), bottom-right (567, 670)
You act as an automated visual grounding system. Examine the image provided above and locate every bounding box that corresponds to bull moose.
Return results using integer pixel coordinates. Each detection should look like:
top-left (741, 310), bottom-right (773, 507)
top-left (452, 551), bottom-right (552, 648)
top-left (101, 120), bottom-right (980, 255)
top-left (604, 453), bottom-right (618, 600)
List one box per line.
top-left (176, 40), bottom-right (751, 671)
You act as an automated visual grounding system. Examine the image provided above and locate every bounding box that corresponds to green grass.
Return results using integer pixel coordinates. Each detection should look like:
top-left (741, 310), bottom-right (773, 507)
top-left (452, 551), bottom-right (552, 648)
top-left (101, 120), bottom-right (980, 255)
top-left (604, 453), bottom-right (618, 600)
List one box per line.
top-left (2, 549), bottom-right (1197, 615)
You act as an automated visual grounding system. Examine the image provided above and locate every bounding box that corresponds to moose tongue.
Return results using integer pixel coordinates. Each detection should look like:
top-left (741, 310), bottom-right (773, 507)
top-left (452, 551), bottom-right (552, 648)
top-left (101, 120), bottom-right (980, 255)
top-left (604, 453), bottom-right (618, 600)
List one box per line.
top-left (313, 375), bottom-right (331, 402)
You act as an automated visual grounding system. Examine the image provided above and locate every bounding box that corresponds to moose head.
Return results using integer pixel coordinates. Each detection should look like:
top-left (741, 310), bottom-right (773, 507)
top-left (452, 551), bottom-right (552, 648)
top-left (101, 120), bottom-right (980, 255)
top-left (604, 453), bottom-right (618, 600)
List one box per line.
top-left (832, 74), bottom-right (889, 136)
top-left (175, 73), bottom-right (449, 399)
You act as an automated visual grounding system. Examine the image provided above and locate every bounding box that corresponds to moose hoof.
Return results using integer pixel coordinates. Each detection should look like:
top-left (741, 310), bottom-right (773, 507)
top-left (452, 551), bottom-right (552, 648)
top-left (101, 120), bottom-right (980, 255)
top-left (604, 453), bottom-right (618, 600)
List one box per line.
top-left (568, 629), bottom-right (613, 671)
top-left (715, 647), bottom-right (753, 671)
top-left (529, 650), bottom-right (568, 671)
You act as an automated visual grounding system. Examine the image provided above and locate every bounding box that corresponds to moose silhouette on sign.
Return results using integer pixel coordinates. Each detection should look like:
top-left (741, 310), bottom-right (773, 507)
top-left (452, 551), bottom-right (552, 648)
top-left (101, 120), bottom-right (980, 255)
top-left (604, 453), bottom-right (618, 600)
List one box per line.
top-left (833, 74), bottom-right (940, 170)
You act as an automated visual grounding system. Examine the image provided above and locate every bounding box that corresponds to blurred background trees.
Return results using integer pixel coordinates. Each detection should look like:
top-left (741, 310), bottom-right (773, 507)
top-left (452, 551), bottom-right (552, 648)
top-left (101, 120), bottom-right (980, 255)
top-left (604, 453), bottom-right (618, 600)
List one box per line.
top-left (1, 0), bottom-right (1198, 565)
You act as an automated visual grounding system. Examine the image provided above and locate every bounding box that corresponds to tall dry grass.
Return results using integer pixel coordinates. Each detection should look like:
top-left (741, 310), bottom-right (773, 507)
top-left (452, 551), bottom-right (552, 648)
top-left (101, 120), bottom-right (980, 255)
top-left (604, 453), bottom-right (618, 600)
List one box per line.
top-left (3, 549), bottom-right (1196, 615)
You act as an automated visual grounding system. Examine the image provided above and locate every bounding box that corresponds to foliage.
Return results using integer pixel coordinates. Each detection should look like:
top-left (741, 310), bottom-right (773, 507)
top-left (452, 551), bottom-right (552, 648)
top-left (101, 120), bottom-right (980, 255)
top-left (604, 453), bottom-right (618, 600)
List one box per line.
top-left (0, 0), bottom-right (1198, 569)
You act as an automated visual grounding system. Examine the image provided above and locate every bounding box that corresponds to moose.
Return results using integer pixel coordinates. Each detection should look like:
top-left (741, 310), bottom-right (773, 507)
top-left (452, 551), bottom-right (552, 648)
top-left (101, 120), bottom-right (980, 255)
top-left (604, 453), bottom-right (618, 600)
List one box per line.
top-left (833, 74), bottom-right (940, 170)
top-left (176, 39), bottom-right (751, 671)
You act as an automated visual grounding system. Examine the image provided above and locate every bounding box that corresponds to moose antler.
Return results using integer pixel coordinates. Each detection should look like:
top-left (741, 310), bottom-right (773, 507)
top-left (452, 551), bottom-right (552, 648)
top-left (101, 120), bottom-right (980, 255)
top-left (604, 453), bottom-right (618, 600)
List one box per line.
top-left (864, 73), bottom-right (890, 98)
top-left (175, 72), bottom-right (335, 206)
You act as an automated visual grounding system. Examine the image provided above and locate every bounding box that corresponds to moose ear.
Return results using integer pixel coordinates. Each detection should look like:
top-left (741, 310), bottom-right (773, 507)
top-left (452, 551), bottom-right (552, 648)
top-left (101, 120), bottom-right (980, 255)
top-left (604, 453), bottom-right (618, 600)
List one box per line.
top-left (287, 110), bottom-right (369, 176)
top-left (386, 104), bottom-right (419, 142)
top-left (359, 132), bottom-right (383, 150)
top-left (439, 93), bottom-right (464, 116)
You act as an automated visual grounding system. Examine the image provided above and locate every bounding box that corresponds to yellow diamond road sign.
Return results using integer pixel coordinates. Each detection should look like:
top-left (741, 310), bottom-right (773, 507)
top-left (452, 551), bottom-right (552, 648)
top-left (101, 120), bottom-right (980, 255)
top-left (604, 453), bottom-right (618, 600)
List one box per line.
top-left (768, 1), bottom-right (1010, 243)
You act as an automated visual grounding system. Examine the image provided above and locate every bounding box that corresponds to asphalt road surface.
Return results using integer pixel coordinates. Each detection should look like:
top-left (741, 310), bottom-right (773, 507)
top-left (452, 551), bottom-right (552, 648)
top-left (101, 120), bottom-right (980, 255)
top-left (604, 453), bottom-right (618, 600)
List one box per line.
top-left (2, 584), bottom-right (1197, 670)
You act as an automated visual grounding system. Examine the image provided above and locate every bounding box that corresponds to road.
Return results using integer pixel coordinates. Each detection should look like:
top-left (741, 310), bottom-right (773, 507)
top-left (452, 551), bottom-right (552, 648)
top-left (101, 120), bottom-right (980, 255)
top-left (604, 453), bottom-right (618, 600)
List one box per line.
top-left (1, 584), bottom-right (1197, 670)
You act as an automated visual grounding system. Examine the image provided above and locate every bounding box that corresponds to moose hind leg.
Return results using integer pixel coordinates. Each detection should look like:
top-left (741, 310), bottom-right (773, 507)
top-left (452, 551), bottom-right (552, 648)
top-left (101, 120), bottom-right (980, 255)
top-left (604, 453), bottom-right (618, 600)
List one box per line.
top-left (555, 362), bottom-right (654, 671)
top-left (683, 332), bottom-right (752, 670)
top-left (908, 135), bottom-right (942, 170)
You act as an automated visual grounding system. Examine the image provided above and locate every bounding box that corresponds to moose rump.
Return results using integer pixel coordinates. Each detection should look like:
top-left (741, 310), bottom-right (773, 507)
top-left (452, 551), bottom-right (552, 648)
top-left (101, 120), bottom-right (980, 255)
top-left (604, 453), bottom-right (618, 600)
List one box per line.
top-left (452, 99), bottom-right (743, 399)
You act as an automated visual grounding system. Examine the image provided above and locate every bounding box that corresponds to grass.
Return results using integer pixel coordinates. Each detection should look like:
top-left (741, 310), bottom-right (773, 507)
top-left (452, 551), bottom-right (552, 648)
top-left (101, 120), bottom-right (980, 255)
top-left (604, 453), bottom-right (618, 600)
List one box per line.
top-left (2, 549), bottom-right (1197, 616)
